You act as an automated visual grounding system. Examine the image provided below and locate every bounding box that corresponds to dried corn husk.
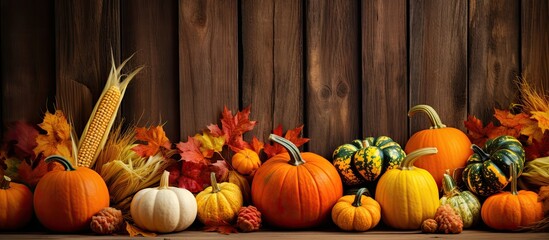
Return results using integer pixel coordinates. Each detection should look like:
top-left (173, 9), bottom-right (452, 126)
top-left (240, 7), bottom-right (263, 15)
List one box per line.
top-left (518, 156), bottom-right (549, 192)
top-left (96, 124), bottom-right (174, 219)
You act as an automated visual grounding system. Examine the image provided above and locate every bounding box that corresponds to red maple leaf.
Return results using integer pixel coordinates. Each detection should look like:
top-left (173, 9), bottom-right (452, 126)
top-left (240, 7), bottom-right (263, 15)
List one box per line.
top-left (464, 114), bottom-right (521, 147)
top-left (203, 220), bottom-right (238, 235)
top-left (220, 106), bottom-right (257, 152)
top-left (250, 137), bottom-right (264, 155)
top-left (131, 126), bottom-right (172, 157)
top-left (524, 133), bottom-right (549, 160)
top-left (264, 124), bottom-right (309, 158)
top-left (176, 136), bottom-right (207, 164)
top-left (18, 156), bottom-right (63, 189)
top-left (3, 121), bottom-right (39, 160)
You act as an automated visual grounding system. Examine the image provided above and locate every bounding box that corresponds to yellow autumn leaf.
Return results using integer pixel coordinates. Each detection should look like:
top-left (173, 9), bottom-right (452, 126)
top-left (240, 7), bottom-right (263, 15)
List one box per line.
top-left (531, 110), bottom-right (549, 134)
top-left (33, 110), bottom-right (73, 161)
top-left (193, 131), bottom-right (225, 158)
top-left (521, 119), bottom-right (545, 143)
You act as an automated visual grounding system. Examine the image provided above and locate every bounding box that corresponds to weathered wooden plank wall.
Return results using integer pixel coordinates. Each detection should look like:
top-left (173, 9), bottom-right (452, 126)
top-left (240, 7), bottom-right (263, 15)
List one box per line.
top-left (1, 0), bottom-right (548, 158)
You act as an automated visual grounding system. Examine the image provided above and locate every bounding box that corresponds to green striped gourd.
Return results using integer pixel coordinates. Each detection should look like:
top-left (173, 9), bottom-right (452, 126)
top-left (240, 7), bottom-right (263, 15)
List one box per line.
top-left (333, 136), bottom-right (406, 186)
top-left (462, 135), bottom-right (525, 196)
top-left (440, 170), bottom-right (481, 228)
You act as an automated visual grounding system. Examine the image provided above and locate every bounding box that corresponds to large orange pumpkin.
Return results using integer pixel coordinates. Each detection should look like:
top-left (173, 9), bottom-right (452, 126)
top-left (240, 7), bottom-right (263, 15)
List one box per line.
top-left (481, 163), bottom-right (543, 230)
top-left (0, 175), bottom-right (33, 230)
top-left (252, 134), bottom-right (343, 229)
top-left (34, 155), bottom-right (110, 232)
top-left (405, 104), bottom-right (472, 187)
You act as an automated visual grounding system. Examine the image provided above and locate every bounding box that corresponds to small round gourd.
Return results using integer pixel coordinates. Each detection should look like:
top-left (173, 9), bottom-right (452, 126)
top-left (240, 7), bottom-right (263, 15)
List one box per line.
top-left (0, 175), bottom-right (33, 230)
top-left (463, 135), bottom-right (525, 196)
top-left (231, 148), bottom-right (261, 175)
top-left (481, 163), bottom-right (543, 231)
top-left (34, 155), bottom-right (110, 232)
top-left (440, 170), bottom-right (481, 228)
top-left (375, 148), bottom-right (440, 230)
top-left (131, 170), bottom-right (197, 233)
top-left (331, 188), bottom-right (381, 231)
top-left (333, 136), bottom-right (406, 186)
top-left (196, 172), bottom-right (243, 225)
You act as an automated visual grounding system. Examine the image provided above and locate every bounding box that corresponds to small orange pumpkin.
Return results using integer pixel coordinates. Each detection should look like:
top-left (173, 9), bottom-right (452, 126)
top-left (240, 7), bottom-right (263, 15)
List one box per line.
top-left (0, 175), bottom-right (33, 230)
top-left (231, 148), bottom-right (261, 175)
top-left (34, 155), bottom-right (110, 232)
top-left (481, 163), bottom-right (543, 230)
top-left (252, 134), bottom-right (343, 229)
top-left (405, 105), bottom-right (472, 187)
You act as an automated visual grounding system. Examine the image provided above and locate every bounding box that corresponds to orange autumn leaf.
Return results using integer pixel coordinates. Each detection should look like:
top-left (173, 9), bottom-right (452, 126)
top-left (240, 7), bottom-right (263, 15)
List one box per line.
top-left (203, 220), bottom-right (238, 235)
top-left (264, 124), bottom-right (309, 158)
top-left (250, 137), bottom-right (264, 155)
top-left (125, 221), bottom-right (156, 237)
top-left (131, 126), bottom-right (172, 158)
top-left (220, 106), bottom-right (257, 152)
top-left (33, 110), bottom-right (73, 161)
top-left (177, 136), bottom-right (207, 164)
top-left (493, 108), bottom-right (531, 131)
top-left (531, 110), bottom-right (549, 134)
top-left (18, 157), bottom-right (63, 189)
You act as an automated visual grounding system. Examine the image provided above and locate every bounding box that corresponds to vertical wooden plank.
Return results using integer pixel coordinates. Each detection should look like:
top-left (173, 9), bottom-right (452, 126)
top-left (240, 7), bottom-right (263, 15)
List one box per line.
top-left (121, 0), bottom-right (180, 141)
top-left (469, 0), bottom-right (520, 123)
top-left (522, 0), bottom-right (549, 91)
top-left (362, 0), bottom-right (408, 146)
top-left (306, 0), bottom-right (360, 157)
top-left (1, 0), bottom-right (55, 132)
top-left (56, 0), bottom-right (120, 135)
top-left (179, 0), bottom-right (239, 138)
top-left (409, 0), bottom-right (467, 133)
top-left (242, 0), bottom-right (304, 141)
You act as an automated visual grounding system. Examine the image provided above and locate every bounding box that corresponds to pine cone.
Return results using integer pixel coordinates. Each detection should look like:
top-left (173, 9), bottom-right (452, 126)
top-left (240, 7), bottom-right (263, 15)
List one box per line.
top-left (90, 207), bottom-right (125, 235)
top-left (421, 219), bottom-right (438, 233)
top-left (434, 204), bottom-right (463, 234)
top-left (236, 205), bottom-right (262, 232)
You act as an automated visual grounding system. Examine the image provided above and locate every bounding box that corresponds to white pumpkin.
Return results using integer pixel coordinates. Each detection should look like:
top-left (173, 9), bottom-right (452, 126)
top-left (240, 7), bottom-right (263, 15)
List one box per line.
top-left (130, 170), bottom-right (197, 233)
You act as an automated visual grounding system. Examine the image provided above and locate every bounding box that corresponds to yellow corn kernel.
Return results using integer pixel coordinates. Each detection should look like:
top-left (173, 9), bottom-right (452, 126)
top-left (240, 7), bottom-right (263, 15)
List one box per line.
top-left (76, 54), bottom-right (143, 168)
top-left (77, 86), bottom-right (121, 167)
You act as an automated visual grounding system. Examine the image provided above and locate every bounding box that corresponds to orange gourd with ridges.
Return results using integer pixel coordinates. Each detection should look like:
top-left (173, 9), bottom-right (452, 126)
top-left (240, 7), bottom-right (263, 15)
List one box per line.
top-left (252, 134), bottom-right (343, 229)
top-left (405, 105), bottom-right (472, 188)
top-left (0, 176), bottom-right (33, 230)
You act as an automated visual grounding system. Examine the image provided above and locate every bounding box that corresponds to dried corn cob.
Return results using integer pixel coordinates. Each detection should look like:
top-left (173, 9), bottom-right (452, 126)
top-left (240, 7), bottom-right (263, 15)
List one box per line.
top-left (77, 55), bottom-right (143, 167)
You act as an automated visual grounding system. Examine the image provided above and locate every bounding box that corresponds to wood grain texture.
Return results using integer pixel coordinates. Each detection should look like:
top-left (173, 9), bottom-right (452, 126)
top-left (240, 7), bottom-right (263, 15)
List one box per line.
top-left (120, 0), bottom-right (180, 141)
top-left (0, 0), bottom-right (55, 133)
top-left (362, 0), bottom-right (407, 146)
top-left (409, 0), bottom-right (467, 134)
top-left (306, 0), bottom-right (360, 157)
top-left (521, 0), bottom-right (549, 92)
top-left (55, 0), bottom-right (120, 136)
top-left (469, 0), bottom-right (520, 123)
top-left (242, 0), bottom-right (303, 142)
top-left (179, 0), bottom-right (239, 138)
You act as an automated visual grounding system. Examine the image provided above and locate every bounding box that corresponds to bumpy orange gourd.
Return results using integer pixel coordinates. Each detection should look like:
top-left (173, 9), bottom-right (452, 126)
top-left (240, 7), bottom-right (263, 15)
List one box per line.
top-left (375, 147), bottom-right (440, 230)
top-left (34, 155), bottom-right (110, 232)
top-left (252, 134), bottom-right (343, 229)
top-left (405, 105), bottom-right (472, 187)
top-left (0, 175), bottom-right (33, 230)
top-left (331, 188), bottom-right (381, 231)
top-left (481, 163), bottom-right (543, 230)
top-left (231, 148), bottom-right (261, 175)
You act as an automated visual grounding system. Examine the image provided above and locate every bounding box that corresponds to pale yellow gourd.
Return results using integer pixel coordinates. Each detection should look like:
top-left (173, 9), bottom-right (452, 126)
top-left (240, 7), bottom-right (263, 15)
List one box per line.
top-left (196, 172), bottom-right (243, 224)
top-left (130, 171), bottom-right (197, 233)
top-left (375, 147), bottom-right (440, 230)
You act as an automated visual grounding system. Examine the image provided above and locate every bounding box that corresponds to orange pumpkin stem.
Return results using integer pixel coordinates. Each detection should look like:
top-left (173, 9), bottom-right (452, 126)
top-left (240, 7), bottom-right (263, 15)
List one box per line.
top-left (1, 175), bottom-right (11, 189)
top-left (408, 105), bottom-right (447, 129)
top-left (352, 187), bottom-right (371, 207)
top-left (269, 134), bottom-right (305, 166)
top-left (510, 162), bottom-right (518, 196)
top-left (399, 147), bottom-right (438, 170)
top-left (44, 155), bottom-right (76, 171)
top-left (210, 172), bottom-right (221, 193)
top-left (158, 170), bottom-right (170, 190)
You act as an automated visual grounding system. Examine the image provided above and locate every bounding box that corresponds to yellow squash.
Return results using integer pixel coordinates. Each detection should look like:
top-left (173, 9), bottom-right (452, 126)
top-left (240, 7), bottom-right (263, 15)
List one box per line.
top-left (331, 188), bottom-right (381, 231)
top-left (375, 147), bottom-right (440, 230)
top-left (196, 172), bottom-right (243, 224)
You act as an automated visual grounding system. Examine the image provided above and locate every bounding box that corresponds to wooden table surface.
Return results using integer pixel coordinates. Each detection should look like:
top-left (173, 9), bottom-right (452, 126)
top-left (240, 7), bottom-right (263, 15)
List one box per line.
top-left (2, 229), bottom-right (548, 239)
